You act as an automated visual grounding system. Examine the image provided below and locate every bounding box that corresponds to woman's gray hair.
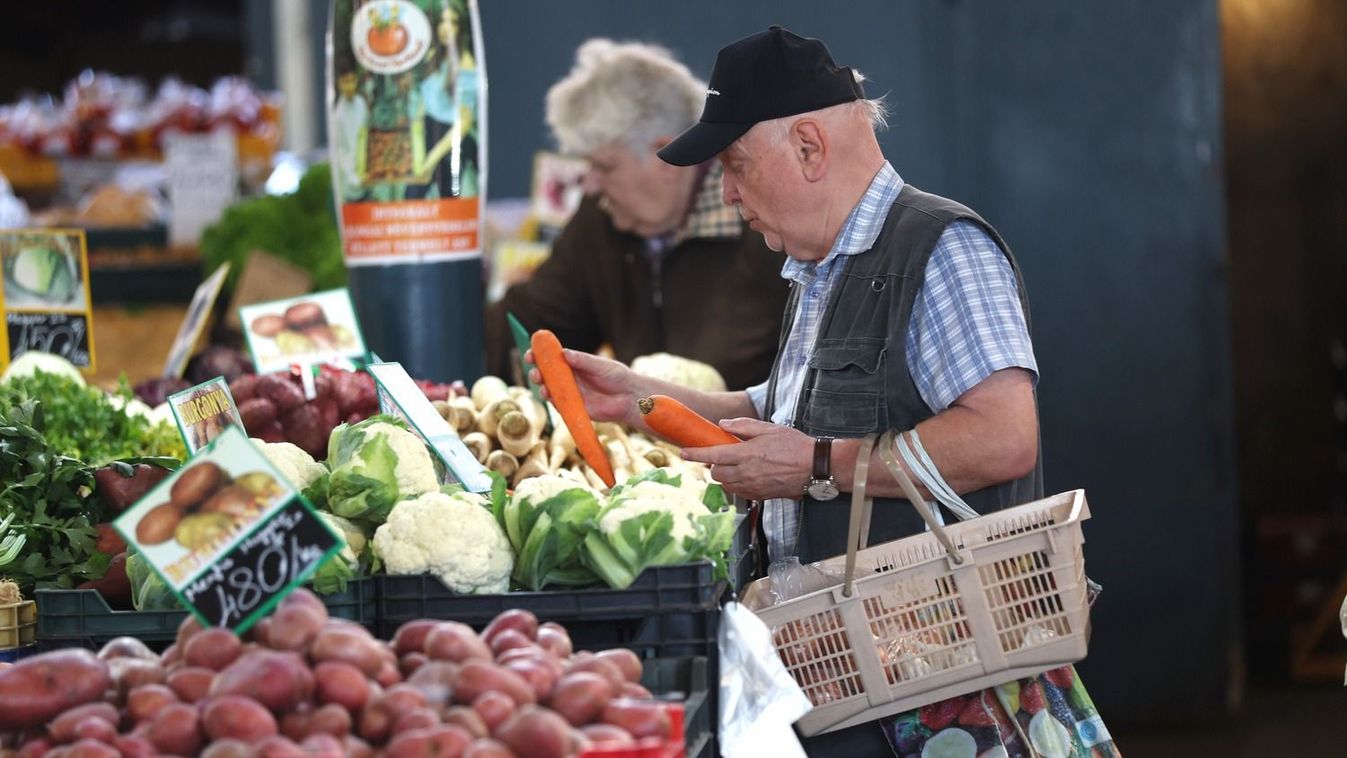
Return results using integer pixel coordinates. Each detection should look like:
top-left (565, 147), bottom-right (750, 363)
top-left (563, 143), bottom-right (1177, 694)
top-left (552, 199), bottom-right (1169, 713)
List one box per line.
top-left (546, 39), bottom-right (706, 157)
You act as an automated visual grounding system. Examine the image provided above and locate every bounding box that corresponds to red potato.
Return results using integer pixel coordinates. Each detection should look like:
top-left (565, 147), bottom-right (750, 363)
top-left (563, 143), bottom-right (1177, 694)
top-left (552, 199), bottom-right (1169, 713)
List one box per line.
top-left (406, 660), bottom-right (459, 706)
top-left (310, 627), bottom-right (385, 677)
top-left (108, 657), bottom-right (167, 696)
top-left (564, 656), bottom-right (624, 697)
top-left (494, 644), bottom-right (549, 667)
top-left (489, 629), bottom-right (534, 658)
top-left (301, 732), bottom-right (345, 756)
top-left (463, 737), bottom-right (514, 758)
top-left (147, 702), bottom-right (203, 756)
top-left (482, 610), bottom-right (538, 647)
top-left (621, 682), bottom-right (653, 700)
top-left (238, 396), bottom-right (280, 431)
top-left (279, 587), bottom-right (327, 618)
top-left (495, 706), bottom-right (571, 758)
top-left (71, 716), bottom-right (117, 744)
top-left (376, 659), bottom-right (402, 688)
top-left (281, 706), bottom-right (314, 742)
top-left (96, 636), bottom-right (156, 661)
top-left (358, 685), bottom-right (429, 744)
top-left (504, 658), bottom-right (559, 703)
top-left (441, 706), bottom-right (488, 740)
top-left (314, 661), bottom-right (371, 712)
top-left (470, 691), bottom-right (515, 732)
top-left (63, 739), bottom-right (119, 758)
top-left (14, 738), bottom-right (51, 758)
top-left (384, 725), bottom-right (472, 758)
top-left (160, 643), bottom-right (181, 669)
top-left (452, 661), bottom-right (536, 708)
top-left (595, 649), bottom-right (643, 684)
top-left (600, 698), bottom-right (672, 740)
top-left (548, 671), bottom-right (613, 727)
top-left (185, 627), bottom-right (244, 671)
top-left (127, 683), bottom-right (179, 724)
top-left (306, 703), bottom-right (352, 739)
top-left (536, 625), bottom-right (573, 659)
top-left (344, 735), bottom-right (376, 758)
top-left (202, 694), bottom-right (279, 742)
top-left (580, 723), bottom-right (636, 747)
top-left (391, 707), bottom-right (440, 734)
top-left (211, 651), bottom-right (315, 713)
top-left (425, 622), bottom-right (492, 664)
top-left (266, 603), bottom-right (326, 652)
top-left (167, 666), bottom-right (215, 703)
top-left (254, 735), bottom-right (305, 757)
top-left (111, 734), bottom-right (156, 758)
top-left (199, 738), bottom-right (255, 758)
top-left (176, 614), bottom-right (205, 650)
top-left (48, 703), bottom-right (120, 743)
top-left (400, 652), bottom-right (429, 677)
top-left (393, 620), bottom-right (439, 655)
top-left (0, 649), bottom-right (112, 729)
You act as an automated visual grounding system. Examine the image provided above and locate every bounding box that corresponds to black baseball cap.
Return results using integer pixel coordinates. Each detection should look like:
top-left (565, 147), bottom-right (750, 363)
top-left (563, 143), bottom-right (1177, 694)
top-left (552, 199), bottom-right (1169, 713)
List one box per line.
top-left (657, 26), bottom-right (864, 167)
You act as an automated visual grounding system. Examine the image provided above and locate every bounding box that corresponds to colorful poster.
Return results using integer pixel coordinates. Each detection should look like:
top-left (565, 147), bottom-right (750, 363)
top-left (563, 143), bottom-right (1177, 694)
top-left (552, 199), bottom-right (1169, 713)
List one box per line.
top-left (169, 376), bottom-right (243, 454)
top-left (0, 228), bottom-right (97, 372)
top-left (329, 0), bottom-right (487, 265)
top-left (113, 426), bottom-right (340, 632)
top-left (239, 288), bottom-right (368, 375)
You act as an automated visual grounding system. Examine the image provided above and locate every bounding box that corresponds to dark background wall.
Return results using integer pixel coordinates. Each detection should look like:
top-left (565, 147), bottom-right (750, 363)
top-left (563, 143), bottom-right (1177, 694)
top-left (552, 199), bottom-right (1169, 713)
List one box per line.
top-left (473, 0), bottom-right (1236, 724)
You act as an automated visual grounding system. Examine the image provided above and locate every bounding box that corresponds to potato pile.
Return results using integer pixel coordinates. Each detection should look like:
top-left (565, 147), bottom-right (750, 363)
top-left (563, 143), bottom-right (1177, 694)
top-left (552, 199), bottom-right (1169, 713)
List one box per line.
top-left (0, 591), bottom-right (680, 757)
top-left (440, 377), bottom-right (713, 491)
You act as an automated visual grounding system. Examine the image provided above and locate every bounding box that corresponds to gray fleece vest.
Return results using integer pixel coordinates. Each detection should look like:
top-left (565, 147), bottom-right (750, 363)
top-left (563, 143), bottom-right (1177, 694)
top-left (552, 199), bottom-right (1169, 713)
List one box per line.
top-left (766, 184), bottom-right (1044, 564)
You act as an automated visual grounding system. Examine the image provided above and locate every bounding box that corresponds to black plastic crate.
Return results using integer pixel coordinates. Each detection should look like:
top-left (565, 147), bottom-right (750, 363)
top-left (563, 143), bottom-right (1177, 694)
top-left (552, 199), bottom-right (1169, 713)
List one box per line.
top-left (375, 560), bottom-right (724, 638)
top-left (35, 578), bottom-right (378, 651)
top-left (642, 657), bottom-right (711, 758)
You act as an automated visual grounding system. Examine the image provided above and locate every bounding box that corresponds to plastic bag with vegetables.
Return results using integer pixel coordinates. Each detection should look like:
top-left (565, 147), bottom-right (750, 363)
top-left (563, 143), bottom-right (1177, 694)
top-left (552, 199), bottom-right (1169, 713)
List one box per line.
top-left (581, 467), bottom-right (738, 589)
top-left (325, 415), bottom-right (439, 528)
top-left (490, 471), bottom-right (602, 591)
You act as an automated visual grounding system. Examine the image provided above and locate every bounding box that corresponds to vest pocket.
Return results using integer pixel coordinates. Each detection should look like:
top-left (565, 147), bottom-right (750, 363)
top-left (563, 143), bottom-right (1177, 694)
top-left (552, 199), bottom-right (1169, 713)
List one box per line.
top-left (803, 339), bottom-right (887, 435)
top-left (802, 388), bottom-right (880, 436)
top-left (809, 338), bottom-right (886, 373)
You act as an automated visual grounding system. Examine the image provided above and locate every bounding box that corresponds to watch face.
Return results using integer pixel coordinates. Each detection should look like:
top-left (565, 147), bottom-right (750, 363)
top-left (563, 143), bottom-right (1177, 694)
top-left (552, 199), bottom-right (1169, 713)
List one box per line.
top-left (807, 479), bottom-right (840, 501)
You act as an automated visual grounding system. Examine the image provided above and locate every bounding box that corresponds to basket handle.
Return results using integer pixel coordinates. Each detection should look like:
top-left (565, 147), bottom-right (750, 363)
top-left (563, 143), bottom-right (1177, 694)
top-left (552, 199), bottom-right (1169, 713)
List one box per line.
top-left (842, 433), bottom-right (877, 597)
top-left (877, 430), bottom-right (965, 565)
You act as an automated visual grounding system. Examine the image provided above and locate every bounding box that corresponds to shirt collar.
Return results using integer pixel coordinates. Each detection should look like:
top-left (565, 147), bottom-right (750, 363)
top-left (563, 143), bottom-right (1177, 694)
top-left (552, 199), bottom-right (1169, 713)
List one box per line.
top-left (780, 162), bottom-right (904, 283)
top-left (673, 162), bottom-right (741, 244)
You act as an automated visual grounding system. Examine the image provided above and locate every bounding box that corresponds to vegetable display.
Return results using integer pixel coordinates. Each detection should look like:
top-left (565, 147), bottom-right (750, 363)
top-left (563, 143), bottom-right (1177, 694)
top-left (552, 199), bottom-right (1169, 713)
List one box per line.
top-left (372, 490), bottom-right (515, 595)
top-left (0, 592), bottom-right (684, 757)
top-left (325, 415), bottom-right (440, 528)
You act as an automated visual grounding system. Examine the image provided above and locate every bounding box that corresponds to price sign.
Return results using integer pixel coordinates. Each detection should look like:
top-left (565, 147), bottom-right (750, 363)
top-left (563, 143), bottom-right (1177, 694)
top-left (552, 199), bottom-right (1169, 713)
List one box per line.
top-left (113, 426), bottom-right (340, 632)
top-left (239, 288), bottom-right (368, 375)
top-left (164, 129), bottom-right (239, 248)
top-left (0, 228), bottom-right (97, 372)
top-left (368, 360), bottom-right (492, 493)
top-left (164, 263), bottom-right (230, 378)
top-left (168, 376), bottom-right (243, 454)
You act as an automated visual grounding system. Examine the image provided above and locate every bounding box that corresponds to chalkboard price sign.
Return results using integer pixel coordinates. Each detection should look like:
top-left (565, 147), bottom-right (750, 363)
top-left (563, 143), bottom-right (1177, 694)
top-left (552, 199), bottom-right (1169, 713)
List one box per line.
top-left (6, 311), bottom-right (91, 367)
top-left (182, 498), bottom-right (340, 630)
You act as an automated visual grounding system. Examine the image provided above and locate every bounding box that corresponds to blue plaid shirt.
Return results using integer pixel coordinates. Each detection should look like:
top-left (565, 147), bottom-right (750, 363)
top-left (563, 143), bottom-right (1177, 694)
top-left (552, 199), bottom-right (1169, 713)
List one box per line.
top-left (745, 162), bottom-right (1037, 560)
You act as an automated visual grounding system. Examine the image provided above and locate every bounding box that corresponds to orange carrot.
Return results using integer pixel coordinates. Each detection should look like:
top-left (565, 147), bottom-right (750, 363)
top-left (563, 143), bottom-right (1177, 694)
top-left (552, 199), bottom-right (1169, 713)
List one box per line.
top-left (637, 395), bottom-right (741, 448)
top-left (530, 329), bottom-right (616, 487)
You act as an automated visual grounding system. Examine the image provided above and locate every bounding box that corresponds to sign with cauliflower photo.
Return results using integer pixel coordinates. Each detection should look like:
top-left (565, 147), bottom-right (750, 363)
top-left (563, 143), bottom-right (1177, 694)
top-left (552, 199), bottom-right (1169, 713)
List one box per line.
top-left (0, 228), bottom-right (97, 373)
top-left (113, 425), bottom-right (342, 632)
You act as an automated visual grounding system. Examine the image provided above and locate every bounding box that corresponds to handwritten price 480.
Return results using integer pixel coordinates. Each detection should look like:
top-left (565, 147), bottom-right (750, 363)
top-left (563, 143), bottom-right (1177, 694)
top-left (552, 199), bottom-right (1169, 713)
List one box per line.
top-left (211, 534), bottom-right (327, 625)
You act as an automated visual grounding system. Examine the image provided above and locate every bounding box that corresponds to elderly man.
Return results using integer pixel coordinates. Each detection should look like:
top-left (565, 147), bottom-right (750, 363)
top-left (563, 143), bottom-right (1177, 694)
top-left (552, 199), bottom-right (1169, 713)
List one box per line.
top-left (533, 26), bottom-right (1043, 754)
top-left (485, 39), bottom-right (788, 391)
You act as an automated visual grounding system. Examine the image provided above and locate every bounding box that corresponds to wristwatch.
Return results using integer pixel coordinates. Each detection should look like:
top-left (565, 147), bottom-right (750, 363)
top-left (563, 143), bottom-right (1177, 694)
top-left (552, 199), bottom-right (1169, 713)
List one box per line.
top-left (805, 436), bottom-right (840, 501)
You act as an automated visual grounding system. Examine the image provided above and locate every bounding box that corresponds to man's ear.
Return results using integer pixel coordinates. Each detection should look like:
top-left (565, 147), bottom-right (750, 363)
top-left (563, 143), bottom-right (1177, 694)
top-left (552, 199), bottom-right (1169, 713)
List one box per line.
top-left (790, 120), bottom-right (828, 182)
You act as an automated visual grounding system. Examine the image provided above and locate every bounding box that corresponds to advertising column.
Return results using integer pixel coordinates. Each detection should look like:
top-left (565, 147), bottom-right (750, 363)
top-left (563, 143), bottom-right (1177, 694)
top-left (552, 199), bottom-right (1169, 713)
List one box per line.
top-left (328, 0), bottom-right (486, 382)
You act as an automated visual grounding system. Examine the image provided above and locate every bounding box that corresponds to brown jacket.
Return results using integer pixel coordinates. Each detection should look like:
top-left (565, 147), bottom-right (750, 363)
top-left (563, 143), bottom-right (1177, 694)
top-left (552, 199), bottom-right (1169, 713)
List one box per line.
top-left (485, 196), bottom-right (789, 390)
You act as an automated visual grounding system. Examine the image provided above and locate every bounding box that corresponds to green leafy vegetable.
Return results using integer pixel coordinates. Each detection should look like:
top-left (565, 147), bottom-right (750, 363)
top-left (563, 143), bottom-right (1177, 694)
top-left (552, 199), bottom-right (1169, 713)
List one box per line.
top-left (125, 550), bottom-right (181, 610)
top-left (0, 369), bottom-right (186, 465)
top-left (326, 415), bottom-right (439, 528)
top-left (490, 472), bottom-right (602, 591)
top-left (200, 162), bottom-right (347, 293)
top-left (0, 398), bottom-right (109, 592)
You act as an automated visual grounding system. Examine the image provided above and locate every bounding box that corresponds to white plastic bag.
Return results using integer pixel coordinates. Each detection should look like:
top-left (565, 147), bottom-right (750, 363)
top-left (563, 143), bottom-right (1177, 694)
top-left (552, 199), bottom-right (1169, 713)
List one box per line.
top-left (718, 601), bottom-right (812, 758)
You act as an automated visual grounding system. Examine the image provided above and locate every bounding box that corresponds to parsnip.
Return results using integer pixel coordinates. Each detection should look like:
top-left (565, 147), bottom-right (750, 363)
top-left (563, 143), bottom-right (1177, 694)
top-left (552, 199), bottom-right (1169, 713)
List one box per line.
top-left (547, 403), bottom-right (577, 471)
top-left (486, 449), bottom-right (520, 479)
top-left (446, 396), bottom-right (478, 435)
top-left (478, 397), bottom-right (521, 437)
top-left (512, 442), bottom-right (550, 487)
top-left (497, 410), bottom-right (539, 458)
top-left (471, 375), bottom-right (511, 411)
top-left (462, 431), bottom-right (493, 464)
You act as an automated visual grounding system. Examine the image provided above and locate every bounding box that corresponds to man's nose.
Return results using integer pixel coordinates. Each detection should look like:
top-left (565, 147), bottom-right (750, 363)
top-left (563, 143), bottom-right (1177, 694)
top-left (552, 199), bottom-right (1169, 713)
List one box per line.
top-left (720, 175), bottom-right (739, 206)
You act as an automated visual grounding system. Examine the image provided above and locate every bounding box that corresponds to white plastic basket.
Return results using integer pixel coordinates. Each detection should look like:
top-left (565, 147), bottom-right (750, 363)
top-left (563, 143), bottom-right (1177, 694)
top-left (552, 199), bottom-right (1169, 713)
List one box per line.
top-left (753, 433), bottom-right (1092, 735)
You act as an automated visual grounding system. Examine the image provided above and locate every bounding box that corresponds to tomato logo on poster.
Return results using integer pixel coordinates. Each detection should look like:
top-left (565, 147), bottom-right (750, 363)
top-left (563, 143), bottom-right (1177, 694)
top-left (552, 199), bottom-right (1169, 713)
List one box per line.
top-left (351, 0), bottom-right (432, 74)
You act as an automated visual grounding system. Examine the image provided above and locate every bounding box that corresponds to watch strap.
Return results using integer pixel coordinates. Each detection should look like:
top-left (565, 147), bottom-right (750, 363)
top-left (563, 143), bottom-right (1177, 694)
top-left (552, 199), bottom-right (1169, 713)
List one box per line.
top-left (812, 436), bottom-right (834, 480)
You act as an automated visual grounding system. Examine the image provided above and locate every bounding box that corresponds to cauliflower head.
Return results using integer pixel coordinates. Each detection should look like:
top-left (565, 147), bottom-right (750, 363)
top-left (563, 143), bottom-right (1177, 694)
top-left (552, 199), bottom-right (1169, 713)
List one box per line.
top-left (512, 473), bottom-right (599, 506)
top-left (327, 415), bottom-right (439, 527)
top-left (601, 480), bottom-right (707, 544)
top-left (630, 353), bottom-right (726, 392)
top-left (253, 439), bottom-right (328, 491)
top-left (373, 490), bottom-right (514, 594)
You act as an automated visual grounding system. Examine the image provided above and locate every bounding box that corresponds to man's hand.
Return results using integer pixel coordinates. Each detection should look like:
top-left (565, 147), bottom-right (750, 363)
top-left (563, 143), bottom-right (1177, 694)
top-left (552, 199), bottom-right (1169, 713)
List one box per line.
top-left (527, 348), bottom-right (645, 428)
top-left (681, 418), bottom-right (812, 500)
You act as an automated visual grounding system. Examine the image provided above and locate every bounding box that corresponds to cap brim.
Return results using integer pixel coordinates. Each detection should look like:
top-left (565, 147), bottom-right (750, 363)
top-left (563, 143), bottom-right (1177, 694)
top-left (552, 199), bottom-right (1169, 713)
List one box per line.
top-left (657, 121), bottom-right (754, 166)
